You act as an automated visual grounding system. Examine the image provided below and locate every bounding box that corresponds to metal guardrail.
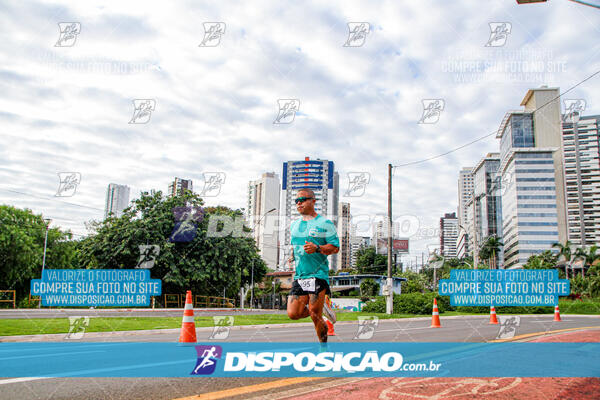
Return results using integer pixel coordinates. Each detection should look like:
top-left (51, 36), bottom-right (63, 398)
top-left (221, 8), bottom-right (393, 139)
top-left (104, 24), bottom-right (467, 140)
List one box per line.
top-left (163, 294), bottom-right (235, 308)
top-left (0, 290), bottom-right (16, 308)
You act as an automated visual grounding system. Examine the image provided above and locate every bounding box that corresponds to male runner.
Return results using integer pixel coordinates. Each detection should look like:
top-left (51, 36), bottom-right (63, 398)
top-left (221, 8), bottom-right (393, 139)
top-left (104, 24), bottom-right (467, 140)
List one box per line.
top-left (286, 189), bottom-right (339, 342)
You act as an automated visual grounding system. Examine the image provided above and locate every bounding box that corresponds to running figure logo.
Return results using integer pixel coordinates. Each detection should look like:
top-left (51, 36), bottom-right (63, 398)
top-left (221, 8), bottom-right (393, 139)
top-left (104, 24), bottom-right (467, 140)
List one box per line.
top-left (354, 316), bottom-right (379, 339)
top-left (65, 316), bottom-right (89, 339)
top-left (485, 22), bottom-right (511, 47)
top-left (344, 172), bottom-right (370, 197)
top-left (55, 172), bottom-right (81, 197)
top-left (496, 316), bottom-right (521, 340)
top-left (209, 316), bottom-right (234, 340)
top-left (137, 245), bottom-right (160, 269)
top-left (199, 22), bottom-right (226, 47)
top-left (170, 206), bottom-right (204, 242)
top-left (273, 99), bottom-right (300, 124)
top-left (418, 99), bottom-right (444, 124)
top-left (344, 22), bottom-right (370, 47)
top-left (55, 22), bottom-right (81, 47)
top-left (191, 345), bottom-right (223, 375)
top-left (199, 172), bottom-right (226, 197)
top-left (562, 99), bottom-right (586, 122)
top-left (129, 99), bottom-right (156, 124)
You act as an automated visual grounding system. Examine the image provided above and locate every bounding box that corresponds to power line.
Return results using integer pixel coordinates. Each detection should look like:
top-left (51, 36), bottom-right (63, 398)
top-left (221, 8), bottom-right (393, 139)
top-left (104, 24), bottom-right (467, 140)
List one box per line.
top-left (393, 69), bottom-right (600, 169)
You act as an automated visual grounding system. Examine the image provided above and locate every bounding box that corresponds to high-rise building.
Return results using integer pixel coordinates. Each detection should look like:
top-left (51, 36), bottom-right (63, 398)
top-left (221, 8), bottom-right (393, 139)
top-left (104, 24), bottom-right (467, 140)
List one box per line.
top-left (168, 178), bottom-right (193, 197)
top-left (281, 157), bottom-right (339, 269)
top-left (334, 202), bottom-right (351, 272)
top-left (440, 212), bottom-right (459, 257)
top-left (457, 167), bottom-right (474, 258)
top-left (349, 227), bottom-right (371, 269)
top-left (104, 183), bottom-right (130, 219)
top-left (472, 153), bottom-right (503, 267)
top-left (497, 87), bottom-right (567, 267)
top-left (247, 172), bottom-right (281, 270)
top-left (562, 114), bottom-right (600, 246)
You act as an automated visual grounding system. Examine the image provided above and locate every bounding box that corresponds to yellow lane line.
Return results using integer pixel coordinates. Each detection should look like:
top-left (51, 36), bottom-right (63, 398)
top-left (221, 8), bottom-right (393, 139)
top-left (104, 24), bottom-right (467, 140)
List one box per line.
top-left (490, 326), bottom-right (600, 342)
top-left (173, 377), bottom-right (324, 400)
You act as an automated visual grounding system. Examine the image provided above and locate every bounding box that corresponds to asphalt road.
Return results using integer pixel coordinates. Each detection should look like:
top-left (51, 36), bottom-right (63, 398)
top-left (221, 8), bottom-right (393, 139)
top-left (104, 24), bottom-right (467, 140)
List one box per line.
top-left (0, 315), bottom-right (598, 400)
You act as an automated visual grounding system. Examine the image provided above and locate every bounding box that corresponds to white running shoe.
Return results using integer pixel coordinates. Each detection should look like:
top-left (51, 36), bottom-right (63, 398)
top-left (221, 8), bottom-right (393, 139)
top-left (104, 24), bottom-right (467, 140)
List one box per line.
top-left (323, 302), bottom-right (337, 324)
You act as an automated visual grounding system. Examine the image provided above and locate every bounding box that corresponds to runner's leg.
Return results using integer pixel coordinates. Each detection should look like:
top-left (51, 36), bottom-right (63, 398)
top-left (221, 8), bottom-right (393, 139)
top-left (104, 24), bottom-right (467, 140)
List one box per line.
top-left (287, 294), bottom-right (310, 319)
top-left (307, 290), bottom-right (328, 342)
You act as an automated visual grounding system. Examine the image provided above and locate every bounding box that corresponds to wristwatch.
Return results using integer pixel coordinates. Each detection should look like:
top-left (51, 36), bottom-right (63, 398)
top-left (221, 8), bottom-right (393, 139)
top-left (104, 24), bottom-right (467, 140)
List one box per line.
top-left (315, 244), bottom-right (321, 253)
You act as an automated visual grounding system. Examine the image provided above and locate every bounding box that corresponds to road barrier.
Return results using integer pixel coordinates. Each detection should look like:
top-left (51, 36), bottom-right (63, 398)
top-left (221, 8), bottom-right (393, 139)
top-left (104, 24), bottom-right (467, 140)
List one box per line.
top-left (0, 290), bottom-right (16, 308)
top-left (163, 293), bottom-right (235, 308)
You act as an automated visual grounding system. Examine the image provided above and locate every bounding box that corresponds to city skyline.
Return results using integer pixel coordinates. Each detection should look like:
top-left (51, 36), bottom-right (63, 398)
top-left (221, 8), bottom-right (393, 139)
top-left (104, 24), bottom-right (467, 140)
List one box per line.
top-left (1, 1), bottom-right (599, 262)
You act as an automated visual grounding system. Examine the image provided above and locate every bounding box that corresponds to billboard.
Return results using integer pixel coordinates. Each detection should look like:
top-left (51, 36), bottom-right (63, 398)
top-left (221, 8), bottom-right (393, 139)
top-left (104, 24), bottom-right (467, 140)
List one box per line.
top-left (376, 238), bottom-right (409, 254)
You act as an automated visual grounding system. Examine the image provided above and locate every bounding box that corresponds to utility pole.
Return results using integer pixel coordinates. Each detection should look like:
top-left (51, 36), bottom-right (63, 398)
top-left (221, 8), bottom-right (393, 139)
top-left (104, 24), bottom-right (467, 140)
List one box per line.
top-left (386, 163), bottom-right (393, 315)
top-left (39, 218), bottom-right (51, 309)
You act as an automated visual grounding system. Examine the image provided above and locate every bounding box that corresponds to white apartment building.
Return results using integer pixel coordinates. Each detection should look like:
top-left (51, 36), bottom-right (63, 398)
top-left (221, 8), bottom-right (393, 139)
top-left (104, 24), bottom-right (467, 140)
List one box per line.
top-left (104, 183), bottom-right (130, 219)
top-left (247, 172), bottom-right (281, 270)
top-left (562, 115), bottom-right (600, 246)
top-left (440, 212), bottom-right (459, 257)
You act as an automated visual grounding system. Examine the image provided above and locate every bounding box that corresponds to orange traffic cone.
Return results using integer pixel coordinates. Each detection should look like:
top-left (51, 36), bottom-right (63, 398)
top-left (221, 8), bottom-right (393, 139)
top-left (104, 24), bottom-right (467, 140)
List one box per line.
top-left (554, 305), bottom-right (561, 322)
top-left (489, 306), bottom-right (499, 324)
top-left (324, 317), bottom-right (336, 336)
top-left (431, 298), bottom-right (441, 328)
top-left (179, 290), bottom-right (197, 343)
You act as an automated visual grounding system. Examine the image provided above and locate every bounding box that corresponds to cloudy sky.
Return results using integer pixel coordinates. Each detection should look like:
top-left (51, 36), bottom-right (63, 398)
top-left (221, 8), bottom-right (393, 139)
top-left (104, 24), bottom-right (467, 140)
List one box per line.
top-left (1, 0), bottom-right (599, 266)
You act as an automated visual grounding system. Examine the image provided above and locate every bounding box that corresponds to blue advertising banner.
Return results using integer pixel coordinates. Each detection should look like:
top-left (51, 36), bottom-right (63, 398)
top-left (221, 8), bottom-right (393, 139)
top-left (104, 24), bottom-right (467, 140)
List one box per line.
top-left (438, 269), bottom-right (570, 306)
top-left (30, 269), bottom-right (162, 307)
top-left (0, 342), bottom-right (598, 378)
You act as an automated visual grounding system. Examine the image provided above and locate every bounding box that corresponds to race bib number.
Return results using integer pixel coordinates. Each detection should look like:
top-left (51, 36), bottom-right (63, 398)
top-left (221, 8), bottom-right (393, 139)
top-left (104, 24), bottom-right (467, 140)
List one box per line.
top-left (298, 278), bottom-right (316, 292)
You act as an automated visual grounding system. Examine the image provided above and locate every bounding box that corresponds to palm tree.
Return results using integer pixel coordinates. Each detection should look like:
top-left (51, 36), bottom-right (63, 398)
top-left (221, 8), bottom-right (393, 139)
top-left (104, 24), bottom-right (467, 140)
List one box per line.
top-left (552, 241), bottom-right (573, 278)
top-left (479, 236), bottom-right (504, 268)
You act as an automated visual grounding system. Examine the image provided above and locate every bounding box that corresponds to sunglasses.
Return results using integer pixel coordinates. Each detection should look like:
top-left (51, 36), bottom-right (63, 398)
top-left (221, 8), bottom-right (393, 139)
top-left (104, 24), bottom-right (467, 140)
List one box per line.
top-left (295, 196), bottom-right (314, 204)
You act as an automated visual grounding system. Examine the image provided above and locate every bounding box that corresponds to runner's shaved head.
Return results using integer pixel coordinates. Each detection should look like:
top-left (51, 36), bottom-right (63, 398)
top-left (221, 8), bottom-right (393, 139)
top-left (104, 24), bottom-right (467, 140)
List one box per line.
top-left (297, 189), bottom-right (315, 197)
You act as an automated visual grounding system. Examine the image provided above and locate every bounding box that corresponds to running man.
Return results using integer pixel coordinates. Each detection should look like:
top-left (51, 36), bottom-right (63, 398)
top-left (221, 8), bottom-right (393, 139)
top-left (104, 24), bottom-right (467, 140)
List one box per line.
top-left (286, 189), bottom-right (339, 342)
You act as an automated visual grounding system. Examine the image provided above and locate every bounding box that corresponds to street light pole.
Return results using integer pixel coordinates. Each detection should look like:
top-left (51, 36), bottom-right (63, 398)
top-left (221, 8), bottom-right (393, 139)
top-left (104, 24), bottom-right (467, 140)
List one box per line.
top-left (386, 163), bottom-right (393, 315)
top-left (39, 218), bottom-right (51, 309)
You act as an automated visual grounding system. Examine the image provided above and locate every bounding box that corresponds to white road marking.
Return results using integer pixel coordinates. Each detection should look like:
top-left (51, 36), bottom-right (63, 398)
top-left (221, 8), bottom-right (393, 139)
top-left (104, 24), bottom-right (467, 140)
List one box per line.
top-left (0, 377), bottom-right (51, 385)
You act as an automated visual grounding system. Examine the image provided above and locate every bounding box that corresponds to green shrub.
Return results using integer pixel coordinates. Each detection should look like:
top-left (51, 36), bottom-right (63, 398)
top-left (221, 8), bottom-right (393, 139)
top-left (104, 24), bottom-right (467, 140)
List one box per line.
top-left (361, 293), bottom-right (453, 315)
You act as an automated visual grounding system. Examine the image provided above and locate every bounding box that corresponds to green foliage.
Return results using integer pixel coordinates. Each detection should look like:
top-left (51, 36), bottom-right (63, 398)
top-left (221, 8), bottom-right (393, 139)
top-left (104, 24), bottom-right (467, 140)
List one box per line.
top-left (362, 293), bottom-right (452, 315)
top-left (77, 191), bottom-right (267, 298)
top-left (397, 271), bottom-right (425, 293)
top-left (359, 278), bottom-right (379, 297)
top-left (355, 246), bottom-right (387, 275)
top-left (0, 205), bottom-right (79, 301)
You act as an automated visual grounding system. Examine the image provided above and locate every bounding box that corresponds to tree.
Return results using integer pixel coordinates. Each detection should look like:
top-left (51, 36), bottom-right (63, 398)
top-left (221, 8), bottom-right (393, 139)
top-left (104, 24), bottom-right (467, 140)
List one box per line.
top-left (398, 271), bottom-right (425, 293)
top-left (359, 278), bottom-right (379, 297)
top-left (78, 191), bottom-right (267, 299)
top-left (0, 205), bottom-right (78, 301)
top-left (552, 241), bottom-right (574, 278)
top-left (479, 236), bottom-right (503, 268)
top-left (355, 246), bottom-right (387, 275)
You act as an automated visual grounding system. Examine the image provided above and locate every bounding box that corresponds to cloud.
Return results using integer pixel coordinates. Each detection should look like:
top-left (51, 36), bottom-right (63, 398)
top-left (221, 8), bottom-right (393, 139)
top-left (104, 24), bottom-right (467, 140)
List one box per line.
top-left (0, 0), bottom-right (598, 263)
